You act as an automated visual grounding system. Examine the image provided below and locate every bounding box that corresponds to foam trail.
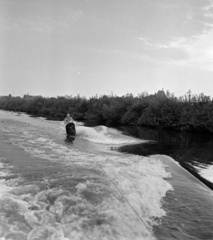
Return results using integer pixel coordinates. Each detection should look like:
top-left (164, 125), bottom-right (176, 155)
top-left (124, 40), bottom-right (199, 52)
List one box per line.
top-left (0, 136), bottom-right (172, 239)
top-left (77, 125), bottom-right (144, 145)
top-left (0, 158), bottom-right (17, 197)
top-left (0, 155), bottom-right (171, 240)
top-left (59, 120), bottom-right (143, 145)
top-left (0, 112), bottom-right (172, 240)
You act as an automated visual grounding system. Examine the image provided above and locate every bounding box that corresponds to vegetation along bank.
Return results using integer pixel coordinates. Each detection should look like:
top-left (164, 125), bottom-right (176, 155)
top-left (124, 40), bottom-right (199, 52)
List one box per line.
top-left (1, 90), bottom-right (213, 134)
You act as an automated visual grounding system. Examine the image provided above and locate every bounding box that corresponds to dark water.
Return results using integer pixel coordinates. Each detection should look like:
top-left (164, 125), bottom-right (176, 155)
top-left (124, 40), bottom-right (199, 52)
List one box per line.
top-left (116, 126), bottom-right (213, 189)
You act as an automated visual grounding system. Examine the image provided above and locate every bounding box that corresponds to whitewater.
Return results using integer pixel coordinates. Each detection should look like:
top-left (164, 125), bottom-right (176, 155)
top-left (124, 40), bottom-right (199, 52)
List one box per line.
top-left (0, 110), bottom-right (213, 240)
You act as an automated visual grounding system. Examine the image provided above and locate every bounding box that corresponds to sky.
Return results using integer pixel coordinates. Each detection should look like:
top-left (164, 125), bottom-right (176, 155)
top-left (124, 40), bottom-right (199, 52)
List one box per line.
top-left (0, 0), bottom-right (213, 98)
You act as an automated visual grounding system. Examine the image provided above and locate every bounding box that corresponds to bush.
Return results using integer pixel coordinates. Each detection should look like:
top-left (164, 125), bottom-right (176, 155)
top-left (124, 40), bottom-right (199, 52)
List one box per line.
top-left (1, 91), bottom-right (213, 134)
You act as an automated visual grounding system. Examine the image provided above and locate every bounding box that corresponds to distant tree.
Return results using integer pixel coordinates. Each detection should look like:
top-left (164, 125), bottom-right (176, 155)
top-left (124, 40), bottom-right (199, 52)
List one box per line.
top-left (0, 90), bottom-right (213, 133)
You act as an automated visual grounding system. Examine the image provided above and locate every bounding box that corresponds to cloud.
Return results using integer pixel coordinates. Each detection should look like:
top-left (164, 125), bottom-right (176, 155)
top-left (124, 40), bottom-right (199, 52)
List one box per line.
top-left (139, 1), bottom-right (213, 70)
top-left (167, 29), bottom-right (213, 70)
top-left (202, 0), bottom-right (213, 11)
top-left (203, 1), bottom-right (213, 25)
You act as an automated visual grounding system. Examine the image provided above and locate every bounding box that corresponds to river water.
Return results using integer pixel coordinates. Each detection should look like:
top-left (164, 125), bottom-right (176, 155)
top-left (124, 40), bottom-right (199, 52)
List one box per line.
top-left (116, 126), bottom-right (213, 189)
top-left (0, 110), bottom-right (212, 240)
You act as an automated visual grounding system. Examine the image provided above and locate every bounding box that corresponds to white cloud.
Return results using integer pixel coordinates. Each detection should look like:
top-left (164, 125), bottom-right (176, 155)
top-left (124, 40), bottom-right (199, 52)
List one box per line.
top-left (158, 0), bottom-right (213, 70)
top-left (168, 30), bottom-right (213, 70)
top-left (202, 0), bottom-right (213, 11)
top-left (185, 10), bottom-right (193, 23)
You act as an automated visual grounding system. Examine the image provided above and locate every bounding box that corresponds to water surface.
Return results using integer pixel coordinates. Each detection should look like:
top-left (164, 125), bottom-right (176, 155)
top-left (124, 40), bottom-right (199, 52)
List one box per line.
top-left (117, 126), bottom-right (213, 188)
top-left (0, 111), bottom-right (212, 240)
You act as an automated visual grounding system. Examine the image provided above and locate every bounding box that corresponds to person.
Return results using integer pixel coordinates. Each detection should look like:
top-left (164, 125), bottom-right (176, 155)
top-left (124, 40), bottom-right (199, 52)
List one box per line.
top-left (64, 113), bottom-right (76, 138)
top-left (64, 113), bottom-right (73, 126)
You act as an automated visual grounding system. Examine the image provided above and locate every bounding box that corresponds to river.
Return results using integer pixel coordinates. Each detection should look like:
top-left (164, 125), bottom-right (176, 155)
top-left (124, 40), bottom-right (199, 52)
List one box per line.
top-left (116, 126), bottom-right (213, 189)
top-left (0, 110), bottom-right (212, 240)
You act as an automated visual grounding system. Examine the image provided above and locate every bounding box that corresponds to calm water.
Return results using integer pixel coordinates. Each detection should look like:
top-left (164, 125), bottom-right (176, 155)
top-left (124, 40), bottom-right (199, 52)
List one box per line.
top-left (0, 110), bottom-right (213, 240)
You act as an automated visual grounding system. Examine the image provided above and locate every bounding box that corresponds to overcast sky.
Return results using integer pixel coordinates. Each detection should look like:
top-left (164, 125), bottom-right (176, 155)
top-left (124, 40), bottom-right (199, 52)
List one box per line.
top-left (1, 0), bottom-right (213, 98)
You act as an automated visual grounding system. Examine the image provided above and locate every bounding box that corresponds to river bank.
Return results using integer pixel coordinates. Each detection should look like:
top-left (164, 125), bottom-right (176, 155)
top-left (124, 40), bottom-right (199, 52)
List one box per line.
top-left (1, 91), bottom-right (213, 135)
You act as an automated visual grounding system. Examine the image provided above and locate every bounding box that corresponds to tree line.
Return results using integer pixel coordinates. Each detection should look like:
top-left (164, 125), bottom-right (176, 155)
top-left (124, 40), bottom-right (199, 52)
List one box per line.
top-left (1, 90), bottom-right (213, 134)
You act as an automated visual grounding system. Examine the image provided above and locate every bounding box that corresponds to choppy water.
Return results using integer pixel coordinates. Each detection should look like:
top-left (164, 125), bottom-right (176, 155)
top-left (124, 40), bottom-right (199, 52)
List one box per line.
top-left (0, 110), bottom-right (213, 240)
top-left (116, 126), bottom-right (213, 189)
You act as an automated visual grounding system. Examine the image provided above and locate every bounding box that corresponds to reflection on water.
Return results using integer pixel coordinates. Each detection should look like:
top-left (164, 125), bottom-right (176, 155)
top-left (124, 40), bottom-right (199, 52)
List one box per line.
top-left (116, 126), bottom-right (213, 189)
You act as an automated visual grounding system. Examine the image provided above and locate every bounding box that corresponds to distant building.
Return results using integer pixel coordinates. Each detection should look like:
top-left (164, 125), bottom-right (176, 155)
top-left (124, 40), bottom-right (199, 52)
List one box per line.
top-left (155, 90), bottom-right (166, 99)
top-left (23, 94), bottom-right (42, 100)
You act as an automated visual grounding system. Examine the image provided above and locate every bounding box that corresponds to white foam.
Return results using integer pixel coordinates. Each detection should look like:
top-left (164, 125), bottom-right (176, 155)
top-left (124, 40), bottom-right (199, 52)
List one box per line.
top-left (103, 156), bottom-right (173, 220)
top-left (59, 121), bottom-right (66, 130)
top-left (0, 160), bottom-right (16, 198)
top-left (0, 157), bottom-right (13, 177)
top-left (0, 163), bottom-right (169, 240)
top-left (77, 125), bottom-right (143, 145)
top-left (0, 180), bottom-right (14, 198)
top-left (75, 182), bottom-right (87, 193)
top-left (7, 129), bottom-right (172, 230)
top-left (0, 111), bottom-right (174, 239)
top-left (198, 165), bottom-right (213, 183)
top-left (36, 137), bottom-right (48, 142)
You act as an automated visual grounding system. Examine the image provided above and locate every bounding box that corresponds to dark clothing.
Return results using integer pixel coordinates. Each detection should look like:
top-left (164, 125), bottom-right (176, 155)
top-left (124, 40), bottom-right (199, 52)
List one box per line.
top-left (66, 122), bottom-right (76, 136)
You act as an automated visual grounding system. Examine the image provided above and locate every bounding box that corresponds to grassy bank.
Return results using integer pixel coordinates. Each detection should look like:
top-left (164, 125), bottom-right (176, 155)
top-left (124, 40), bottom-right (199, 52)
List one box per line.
top-left (1, 90), bottom-right (213, 134)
